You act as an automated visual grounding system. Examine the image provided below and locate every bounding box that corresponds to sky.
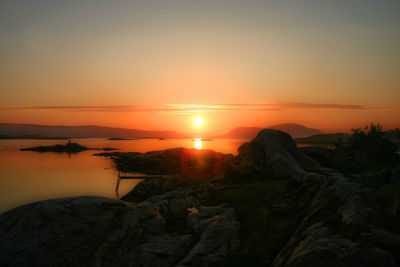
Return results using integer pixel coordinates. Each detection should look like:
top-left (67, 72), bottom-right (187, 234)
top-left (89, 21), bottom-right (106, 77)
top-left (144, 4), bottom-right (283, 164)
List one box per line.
top-left (0, 0), bottom-right (399, 134)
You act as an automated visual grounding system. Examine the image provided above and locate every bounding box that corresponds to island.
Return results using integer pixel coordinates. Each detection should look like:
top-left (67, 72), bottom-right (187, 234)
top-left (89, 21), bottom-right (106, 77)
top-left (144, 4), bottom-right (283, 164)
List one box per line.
top-left (20, 141), bottom-right (118, 153)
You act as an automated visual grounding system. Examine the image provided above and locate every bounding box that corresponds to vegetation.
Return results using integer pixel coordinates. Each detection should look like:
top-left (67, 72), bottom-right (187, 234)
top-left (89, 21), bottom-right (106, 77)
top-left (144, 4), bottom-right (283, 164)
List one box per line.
top-left (345, 125), bottom-right (399, 225)
top-left (301, 124), bottom-right (400, 237)
top-left (349, 123), bottom-right (399, 162)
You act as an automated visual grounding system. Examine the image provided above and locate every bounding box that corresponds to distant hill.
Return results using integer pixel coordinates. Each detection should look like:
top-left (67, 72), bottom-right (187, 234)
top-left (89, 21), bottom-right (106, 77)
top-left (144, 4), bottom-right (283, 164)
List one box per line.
top-left (267, 124), bottom-right (322, 138)
top-left (214, 127), bottom-right (263, 139)
top-left (0, 123), bottom-right (188, 139)
top-left (215, 123), bottom-right (321, 139)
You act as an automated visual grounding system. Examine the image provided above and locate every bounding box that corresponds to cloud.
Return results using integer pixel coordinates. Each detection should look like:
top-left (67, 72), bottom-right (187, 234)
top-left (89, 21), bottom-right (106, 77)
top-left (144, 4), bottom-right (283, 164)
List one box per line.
top-left (1, 102), bottom-right (373, 113)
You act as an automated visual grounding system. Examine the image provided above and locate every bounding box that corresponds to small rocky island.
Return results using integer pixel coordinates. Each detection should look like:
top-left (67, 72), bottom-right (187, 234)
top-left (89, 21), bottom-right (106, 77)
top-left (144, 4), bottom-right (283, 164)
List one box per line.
top-left (20, 141), bottom-right (118, 153)
top-left (20, 142), bottom-right (89, 153)
top-left (2, 128), bottom-right (400, 266)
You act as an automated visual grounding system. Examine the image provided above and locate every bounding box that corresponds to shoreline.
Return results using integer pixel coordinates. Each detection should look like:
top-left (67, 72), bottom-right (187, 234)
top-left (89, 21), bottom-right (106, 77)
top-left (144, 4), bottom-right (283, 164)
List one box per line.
top-left (2, 129), bottom-right (399, 266)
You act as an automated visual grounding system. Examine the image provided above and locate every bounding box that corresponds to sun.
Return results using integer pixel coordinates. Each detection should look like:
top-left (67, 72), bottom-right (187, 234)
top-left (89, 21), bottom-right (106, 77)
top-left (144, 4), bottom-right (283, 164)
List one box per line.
top-left (193, 117), bottom-right (203, 127)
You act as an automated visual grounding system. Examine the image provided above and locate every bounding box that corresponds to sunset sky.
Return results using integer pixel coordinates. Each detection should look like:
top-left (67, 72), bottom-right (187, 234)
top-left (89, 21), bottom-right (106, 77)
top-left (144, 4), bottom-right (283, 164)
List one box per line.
top-left (1, 0), bottom-right (399, 134)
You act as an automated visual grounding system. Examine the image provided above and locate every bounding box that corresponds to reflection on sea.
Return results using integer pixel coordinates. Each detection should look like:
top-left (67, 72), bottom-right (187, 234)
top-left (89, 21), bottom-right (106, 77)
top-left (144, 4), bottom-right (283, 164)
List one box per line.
top-left (0, 138), bottom-right (249, 213)
top-left (194, 138), bottom-right (202, 150)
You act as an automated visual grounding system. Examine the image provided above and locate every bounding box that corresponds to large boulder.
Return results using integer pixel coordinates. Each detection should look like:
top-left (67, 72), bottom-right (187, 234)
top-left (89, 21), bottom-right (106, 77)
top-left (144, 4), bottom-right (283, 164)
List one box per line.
top-left (122, 178), bottom-right (178, 203)
top-left (232, 130), bottom-right (400, 266)
top-left (0, 194), bottom-right (240, 267)
top-left (237, 129), bottom-right (318, 179)
top-left (270, 168), bottom-right (400, 267)
top-left (180, 204), bottom-right (241, 266)
top-left (0, 197), bottom-right (133, 266)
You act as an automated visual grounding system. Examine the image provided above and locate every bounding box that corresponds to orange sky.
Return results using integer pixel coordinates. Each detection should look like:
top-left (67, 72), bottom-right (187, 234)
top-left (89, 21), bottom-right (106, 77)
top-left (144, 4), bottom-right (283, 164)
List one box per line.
top-left (1, 1), bottom-right (399, 134)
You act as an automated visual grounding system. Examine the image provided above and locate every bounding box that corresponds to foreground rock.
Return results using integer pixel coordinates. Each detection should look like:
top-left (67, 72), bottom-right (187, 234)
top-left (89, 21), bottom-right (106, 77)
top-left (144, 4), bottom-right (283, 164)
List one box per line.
top-left (235, 129), bottom-right (319, 179)
top-left (237, 130), bottom-right (399, 266)
top-left (0, 195), bottom-right (240, 266)
top-left (97, 129), bottom-right (400, 266)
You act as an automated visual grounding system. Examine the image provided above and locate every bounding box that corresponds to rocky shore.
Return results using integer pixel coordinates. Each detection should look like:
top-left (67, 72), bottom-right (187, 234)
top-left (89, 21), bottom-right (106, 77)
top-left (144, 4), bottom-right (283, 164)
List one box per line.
top-left (1, 129), bottom-right (399, 266)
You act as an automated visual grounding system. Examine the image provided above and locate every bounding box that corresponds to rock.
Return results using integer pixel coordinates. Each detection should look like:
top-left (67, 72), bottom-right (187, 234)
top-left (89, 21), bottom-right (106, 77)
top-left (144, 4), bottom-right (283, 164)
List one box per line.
top-left (271, 168), bottom-right (400, 266)
top-left (234, 129), bottom-right (400, 266)
top-left (180, 204), bottom-right (241, 266)
top-left (187, 203), bottom-right (237, 234)
top-left (237, 129), bottom-right (318, 179)
top-left (122, 178), bottom-right (177, 202)
top-left (139, 234), bottom-right (194, 256)
top-left (145, 191), bottom-right (196, 218)
top-left (273, 223), bottom-right (396, 267)
top-left (299, 146), bottom-right (335, 165)
top-left (0, 196), bottom-right (129, 266)
top-left (0, 193), bottom-right (240, 267)
top-left (20, 142), bottom-right (89, 153)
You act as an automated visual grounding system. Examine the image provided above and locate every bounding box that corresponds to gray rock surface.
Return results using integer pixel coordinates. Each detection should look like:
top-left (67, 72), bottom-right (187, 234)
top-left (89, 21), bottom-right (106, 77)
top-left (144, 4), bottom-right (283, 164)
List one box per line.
top-left (0, 195), bottom-right (240, 267)
top-left (237, 129), bottom-right (319, 179)
top-left (277, 223), bottom-right (396, 267)
top-left (180, 204), bottom-right (241, 266)
top-left (236, 130), bottom-right (399, 267)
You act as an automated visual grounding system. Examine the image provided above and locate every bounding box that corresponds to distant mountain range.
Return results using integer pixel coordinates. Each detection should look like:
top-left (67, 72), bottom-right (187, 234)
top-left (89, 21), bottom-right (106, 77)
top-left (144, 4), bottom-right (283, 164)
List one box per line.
top-left (0, 124), bottom-right (188, 139)
top-left (214, 123), bottom-right (322, 139)
top-left (0, 123), bottom-right (321, 140)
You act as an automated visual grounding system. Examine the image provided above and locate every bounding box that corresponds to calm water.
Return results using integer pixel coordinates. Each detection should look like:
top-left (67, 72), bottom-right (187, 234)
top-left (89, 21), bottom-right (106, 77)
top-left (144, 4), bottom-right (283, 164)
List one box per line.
top-left (0, 138), bottom-right (248, 214)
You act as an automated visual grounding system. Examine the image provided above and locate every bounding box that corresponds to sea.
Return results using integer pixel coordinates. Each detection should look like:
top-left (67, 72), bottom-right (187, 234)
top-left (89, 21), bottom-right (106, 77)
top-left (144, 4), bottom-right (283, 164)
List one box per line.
top-left (0, 138), bottom-right (249, 214)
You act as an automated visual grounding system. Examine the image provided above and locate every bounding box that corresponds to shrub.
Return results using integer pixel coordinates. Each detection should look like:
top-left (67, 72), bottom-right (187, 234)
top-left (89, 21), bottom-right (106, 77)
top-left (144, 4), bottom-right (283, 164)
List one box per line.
top-left (349, 123), bottom-right (398, 162)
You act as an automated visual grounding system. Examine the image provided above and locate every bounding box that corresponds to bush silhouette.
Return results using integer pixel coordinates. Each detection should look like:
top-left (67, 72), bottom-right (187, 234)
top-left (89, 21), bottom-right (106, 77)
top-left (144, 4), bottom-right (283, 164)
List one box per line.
top-left (349, 123), bottom-right (398, 162)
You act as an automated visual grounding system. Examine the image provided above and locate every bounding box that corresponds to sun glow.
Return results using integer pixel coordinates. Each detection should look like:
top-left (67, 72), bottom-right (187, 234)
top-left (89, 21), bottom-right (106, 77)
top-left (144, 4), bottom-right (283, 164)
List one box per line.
top-left (194, 138), bottom-right (202, 149)
top-left (193, 117), bottom-right (203, 127)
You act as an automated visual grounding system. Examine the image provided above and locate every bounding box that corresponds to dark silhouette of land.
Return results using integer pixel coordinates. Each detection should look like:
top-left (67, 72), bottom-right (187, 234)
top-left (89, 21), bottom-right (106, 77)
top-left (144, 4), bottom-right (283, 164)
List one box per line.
top-left (1, 122), bottom-right (323, 140)
top-left (20, 141), bottom-right (118, 153)
top-left (21, 142), bottom-right (89, 153)
top-left (215, 123), bottom-right (321, 139)
top-left (0, 123), bottom-right (188, 139)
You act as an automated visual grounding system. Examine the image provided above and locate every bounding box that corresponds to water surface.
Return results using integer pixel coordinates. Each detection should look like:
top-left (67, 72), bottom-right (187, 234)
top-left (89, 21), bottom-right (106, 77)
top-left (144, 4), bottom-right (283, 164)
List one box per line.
top-left (0, 138), bottom-right (248, 213)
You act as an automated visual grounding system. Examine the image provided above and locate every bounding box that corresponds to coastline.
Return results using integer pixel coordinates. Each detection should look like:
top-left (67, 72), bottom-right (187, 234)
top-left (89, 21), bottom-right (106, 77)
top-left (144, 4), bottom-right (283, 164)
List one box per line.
top-left (2, 129), bottom-right (399, 266)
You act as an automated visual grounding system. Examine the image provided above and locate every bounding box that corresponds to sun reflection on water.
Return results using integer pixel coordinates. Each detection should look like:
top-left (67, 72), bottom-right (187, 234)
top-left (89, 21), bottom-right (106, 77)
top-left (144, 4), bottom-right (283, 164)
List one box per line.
top-left (194, 138), bottom-right (202, 150)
